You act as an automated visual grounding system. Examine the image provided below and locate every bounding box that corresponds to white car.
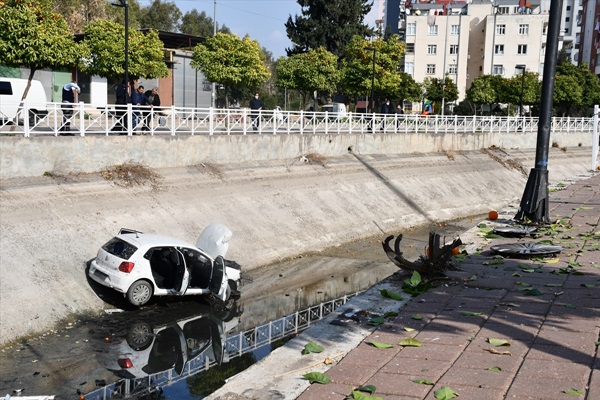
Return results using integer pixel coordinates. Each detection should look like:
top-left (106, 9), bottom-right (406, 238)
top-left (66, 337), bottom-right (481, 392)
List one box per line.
top-left (89, 224), bottom-right (241, 306)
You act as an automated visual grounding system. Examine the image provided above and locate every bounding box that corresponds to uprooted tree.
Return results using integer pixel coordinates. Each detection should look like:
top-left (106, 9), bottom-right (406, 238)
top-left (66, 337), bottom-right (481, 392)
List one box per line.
top-left (382, 232), bottom-right (462, 276)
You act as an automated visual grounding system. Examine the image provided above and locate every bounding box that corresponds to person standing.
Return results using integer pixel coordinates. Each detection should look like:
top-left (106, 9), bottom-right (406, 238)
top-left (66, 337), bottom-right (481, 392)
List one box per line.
top-left (380, 99), bottom-right (391, 131)
top-left (143, 87), bottom-right (161, 132)
top-left (394, 102), bottom-right (404, 128)
top-left (112, 79), bottom-right (131, 134)
top-left (60, 80), bottom-right (80, 135)
top-left (249, 92), bottom-right (264, 132)
top-left (131, 84), bottom-right (150, 132)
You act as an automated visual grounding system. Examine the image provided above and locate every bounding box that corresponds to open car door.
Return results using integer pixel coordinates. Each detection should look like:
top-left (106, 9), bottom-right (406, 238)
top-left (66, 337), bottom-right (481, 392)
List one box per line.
top-left (208, 256), bottom-right (228, 301)
top-left (173, 249), bottom-right (190, 296)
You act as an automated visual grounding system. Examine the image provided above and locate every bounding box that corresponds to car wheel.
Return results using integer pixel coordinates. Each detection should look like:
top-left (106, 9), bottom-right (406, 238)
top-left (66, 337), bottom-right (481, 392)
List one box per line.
top-left (127, 280), bottom-right (153, 306)
top-left (126, 322), bottom-right (153, 351)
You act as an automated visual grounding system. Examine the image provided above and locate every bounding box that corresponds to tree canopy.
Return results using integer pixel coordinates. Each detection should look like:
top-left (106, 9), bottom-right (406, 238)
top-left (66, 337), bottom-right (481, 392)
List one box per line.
top-left (422, 77), bottom-right (459, 114)
top-left (285, 0), bottom-right (373, 58)
top-left (180, 9), bottom-right (230, 37)
top-left (191, 33), bottom-right (270, 107)
top-left (138, 0), bottom-right (181, 32)
top-left (0, 0), bottom-right (82, 93)
top-left (276, 47), bottom-right (340, 107)
top-left (79, 20), bottom-right (169, 80)
top-left (340, 35), bottom-right (405, 99)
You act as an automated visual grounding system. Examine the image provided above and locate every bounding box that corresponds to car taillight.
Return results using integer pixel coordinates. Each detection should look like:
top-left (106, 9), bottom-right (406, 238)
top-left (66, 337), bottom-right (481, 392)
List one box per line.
top-left (118, 262), bottom-right (135, 273)
top-left (117, 358), bottom-right (133, 369)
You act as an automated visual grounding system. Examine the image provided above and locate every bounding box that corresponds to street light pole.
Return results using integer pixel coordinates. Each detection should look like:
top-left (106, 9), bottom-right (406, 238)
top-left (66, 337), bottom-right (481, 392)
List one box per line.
top-left (515, 0), bottom-right (564, 224)
top-left (212, 0), bottom-right (216, 109)
top-left (112, 1), bottom-right (129, 89)
top-left (519, 67), bottom-right (525, 117)
top-left (366, 47), bottom-right (376, 113)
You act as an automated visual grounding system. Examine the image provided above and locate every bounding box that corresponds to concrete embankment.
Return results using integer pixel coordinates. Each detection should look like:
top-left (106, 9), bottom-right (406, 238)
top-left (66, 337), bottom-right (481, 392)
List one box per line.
top-left (0, 146), bottom-right (594, 345)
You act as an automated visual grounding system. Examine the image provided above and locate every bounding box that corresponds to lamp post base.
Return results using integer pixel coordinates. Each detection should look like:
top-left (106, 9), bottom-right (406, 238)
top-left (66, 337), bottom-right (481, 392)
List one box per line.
top-left (515, 168), bottom-right (550, 224)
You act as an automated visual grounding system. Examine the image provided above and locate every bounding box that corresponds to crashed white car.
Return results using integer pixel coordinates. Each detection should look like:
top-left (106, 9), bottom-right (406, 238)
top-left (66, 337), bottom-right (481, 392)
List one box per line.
top-left (89, 224), bottom-right (241, 306)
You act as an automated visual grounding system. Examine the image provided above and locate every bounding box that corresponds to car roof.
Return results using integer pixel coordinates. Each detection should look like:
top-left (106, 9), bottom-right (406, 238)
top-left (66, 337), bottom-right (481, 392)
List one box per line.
top-left (117, 232), bottom-right (197, 250)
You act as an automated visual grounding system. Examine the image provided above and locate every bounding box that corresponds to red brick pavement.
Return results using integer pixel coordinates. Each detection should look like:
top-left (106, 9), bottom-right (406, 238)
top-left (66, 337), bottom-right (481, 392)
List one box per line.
top-left (297, 174), bottom-right (600, 400)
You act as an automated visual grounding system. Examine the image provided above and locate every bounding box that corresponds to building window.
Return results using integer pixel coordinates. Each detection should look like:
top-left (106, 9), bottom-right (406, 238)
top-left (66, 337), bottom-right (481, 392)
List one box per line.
top-left (428, 25), bottom-right (438, 35)
top-left (495, 44), bottom-right (504, 55)
top-left (405, 43), bottom-right (415, 54)
top-left (517, 44), bottom-right (527, 55)
top-left (451, 25), bottom-right (459, 35)
top-left (449, 45), bottom-right (459, 55)
top-left (493, 65), bottom-right (504, 75)
top-left (543, 22), bottom-right (548, 35)
top-left (448, 64), bottom-right (458, 74)
top-left (566, 5), bottom-right (571, 10)
top-left (426, 64), bottom-right (436, 74)
top-left (496, 24), bottom-right (506, 35)
top-left (565, 28), bottom-right (569, 34)
top-left (405, 62), bottom-right (415, 76)
top-left (519, 24), bottom-right (529, 35)
top-left (566, 17), bottom-right (570, 22)
top-left (498, 6), bottom-right (510, 14)
top-left (515, 65), bottom-right (526, 76)
top-left (407, 22), bottom-right (416, 36)
top-left (427, 45), bottom-right (437, 55)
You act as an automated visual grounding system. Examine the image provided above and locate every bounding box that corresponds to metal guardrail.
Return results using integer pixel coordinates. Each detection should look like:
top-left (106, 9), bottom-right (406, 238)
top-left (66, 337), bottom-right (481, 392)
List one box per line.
top-left (0, 100), bottom-right (595, 137)
top-left (84, 293), bottom-right (355, 400)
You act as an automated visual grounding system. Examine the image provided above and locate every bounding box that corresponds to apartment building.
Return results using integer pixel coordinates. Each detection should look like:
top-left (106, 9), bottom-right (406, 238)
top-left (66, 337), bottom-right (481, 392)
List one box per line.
top-left (578, 0), bottom-right (600, 76)
top-left (385, 0), bottom-right (560, 102)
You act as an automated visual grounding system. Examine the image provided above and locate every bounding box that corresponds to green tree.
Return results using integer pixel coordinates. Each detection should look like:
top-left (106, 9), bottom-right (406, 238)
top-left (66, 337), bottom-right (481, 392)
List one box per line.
top-left (139, 0), bottom-right (181, 32)
top-left (553, 74), bottom-right (583, 116)
top-left (52, 0), bottom-right (108, 33)
top-left (180, 9), bottom-right (230, 37)
top-left (466, 75), bottom-right (506, 115)
top-left (422, 76), bottom-right (459, 114)
top-left (276, 47), bottom-right (340, 109)
top-left (104, 0), bottom-right (143, 30)
top-left (397, 72), bottom-right (422, 103)
top-left (340, 35), bottom-right (405, 100)
top-left (505, 70), bottom-right (540, 115)
top-left (555, 61), bottom-right (600, 115)
top-left (79, 20), bottom-right (169, 79)
top-left (191, 33), bottom-right (270, 108)
top-left (0, 0), bottom-right (82, 98)
top-left (285, 0), bottom-right (373, 58)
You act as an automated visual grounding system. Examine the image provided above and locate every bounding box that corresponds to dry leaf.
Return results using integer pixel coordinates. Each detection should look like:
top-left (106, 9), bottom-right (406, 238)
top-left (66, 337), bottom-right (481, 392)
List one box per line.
top-left (484, 347), bottom-right (512, 356)
top-left (324, 357), bottom-right (333, 365)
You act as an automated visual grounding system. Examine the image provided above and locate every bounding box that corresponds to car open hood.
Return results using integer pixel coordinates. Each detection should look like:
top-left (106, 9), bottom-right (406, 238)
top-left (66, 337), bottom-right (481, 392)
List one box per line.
top-left (196, 223), bottom-right (232, 259)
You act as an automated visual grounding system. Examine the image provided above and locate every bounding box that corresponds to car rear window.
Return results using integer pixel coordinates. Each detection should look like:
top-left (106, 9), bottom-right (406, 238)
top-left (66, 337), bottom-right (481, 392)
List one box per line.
top-left (102, 237), bottom-right (137, 260)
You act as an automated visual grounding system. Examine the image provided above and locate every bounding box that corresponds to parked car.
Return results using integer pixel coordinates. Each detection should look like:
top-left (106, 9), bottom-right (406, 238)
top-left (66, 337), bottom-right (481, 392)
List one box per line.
top-left (89, 224), bottom-right (242, 306)
top-left (0, 77), bottom-right (48, 124)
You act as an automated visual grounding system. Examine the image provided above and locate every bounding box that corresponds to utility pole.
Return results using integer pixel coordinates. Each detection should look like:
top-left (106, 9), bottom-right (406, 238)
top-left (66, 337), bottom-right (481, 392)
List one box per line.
top-left (515, 0), bottom-right (564, 224)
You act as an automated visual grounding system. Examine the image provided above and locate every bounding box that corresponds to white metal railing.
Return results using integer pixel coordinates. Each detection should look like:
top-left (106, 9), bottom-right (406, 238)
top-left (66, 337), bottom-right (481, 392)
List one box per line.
top-left (84, 294), bottom-right (355, 400)
top-left (0, 100), bottom-right (596, 137)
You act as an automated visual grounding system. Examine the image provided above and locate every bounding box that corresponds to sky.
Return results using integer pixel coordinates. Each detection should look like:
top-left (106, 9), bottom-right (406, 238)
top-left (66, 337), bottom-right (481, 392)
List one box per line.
top-left (139, 0), bottom-right (380, 59)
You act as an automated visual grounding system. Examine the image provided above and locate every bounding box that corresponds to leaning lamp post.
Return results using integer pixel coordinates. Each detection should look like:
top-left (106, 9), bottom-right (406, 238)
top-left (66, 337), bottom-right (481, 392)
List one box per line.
top-left (111, 0), bottom-right (129, 89)
top-left (365, 46), bottom-right (376, 113)
top-left (515, 0), bottom-right (564, 224)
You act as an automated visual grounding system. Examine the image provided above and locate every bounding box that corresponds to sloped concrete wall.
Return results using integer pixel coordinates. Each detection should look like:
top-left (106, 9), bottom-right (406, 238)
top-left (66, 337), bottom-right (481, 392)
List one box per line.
top-left (0, 147), bottom-right (595, 345)
top-left (0, 129), bottom-right (593, 178)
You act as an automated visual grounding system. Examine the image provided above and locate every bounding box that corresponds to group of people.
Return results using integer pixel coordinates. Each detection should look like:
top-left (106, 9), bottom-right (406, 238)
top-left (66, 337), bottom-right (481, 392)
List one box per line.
top-left (113, 80), bottom-right (161, 134)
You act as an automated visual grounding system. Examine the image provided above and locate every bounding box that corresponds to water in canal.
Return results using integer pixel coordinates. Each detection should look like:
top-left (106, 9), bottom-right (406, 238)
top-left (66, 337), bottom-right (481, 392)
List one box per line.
top-left (0, 216), bottom-right (481, 399)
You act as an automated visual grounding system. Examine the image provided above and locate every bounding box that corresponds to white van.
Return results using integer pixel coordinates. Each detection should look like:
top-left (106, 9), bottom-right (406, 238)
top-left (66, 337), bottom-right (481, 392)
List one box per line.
top-left (0, 78), bottom-right (48, 124)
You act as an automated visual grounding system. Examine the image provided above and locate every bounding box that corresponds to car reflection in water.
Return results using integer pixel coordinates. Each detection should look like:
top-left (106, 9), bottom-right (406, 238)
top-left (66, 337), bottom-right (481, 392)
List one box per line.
top-left (88, 300), bottom-right (241, 399)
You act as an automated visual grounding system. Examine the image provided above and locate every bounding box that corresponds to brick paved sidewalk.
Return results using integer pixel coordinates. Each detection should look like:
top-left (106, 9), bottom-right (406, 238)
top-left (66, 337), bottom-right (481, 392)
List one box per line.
top-left (299, 174), bottom-right (600, 400)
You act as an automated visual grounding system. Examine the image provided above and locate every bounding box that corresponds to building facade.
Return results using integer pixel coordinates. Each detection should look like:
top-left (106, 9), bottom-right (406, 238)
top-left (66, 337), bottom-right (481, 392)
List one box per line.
top-left (385, 0), bottom-right (569, 104)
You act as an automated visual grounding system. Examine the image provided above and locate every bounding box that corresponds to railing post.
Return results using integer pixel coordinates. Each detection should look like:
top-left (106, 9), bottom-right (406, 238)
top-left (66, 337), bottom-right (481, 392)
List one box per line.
top-left (300, 110), bottom-right (304, 134)
top-left (78, 102), bottom-right (85, 136)
top-left (324, 111), bottom-right (329, 135)
top-left (593, 105), bottom-right (599, 170)
top-left (170, 105), bottom-right (176, 136)
top-left (242, 108), bottom-right (247, 135)
top-left (209, 107), bottom-right (214, 135)
top-left (126, 103), bottom-right (133, 136)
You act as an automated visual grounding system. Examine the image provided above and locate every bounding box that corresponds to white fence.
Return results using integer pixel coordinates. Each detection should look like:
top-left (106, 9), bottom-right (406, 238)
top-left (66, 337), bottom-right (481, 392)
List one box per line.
top-left (0, 100), bottom-right (596, 137)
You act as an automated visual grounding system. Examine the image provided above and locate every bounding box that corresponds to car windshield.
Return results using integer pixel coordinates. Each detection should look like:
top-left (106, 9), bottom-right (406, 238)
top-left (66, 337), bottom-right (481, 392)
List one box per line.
top-left (102, 237), bottom-right (137, 260)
